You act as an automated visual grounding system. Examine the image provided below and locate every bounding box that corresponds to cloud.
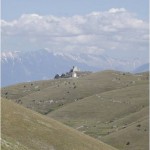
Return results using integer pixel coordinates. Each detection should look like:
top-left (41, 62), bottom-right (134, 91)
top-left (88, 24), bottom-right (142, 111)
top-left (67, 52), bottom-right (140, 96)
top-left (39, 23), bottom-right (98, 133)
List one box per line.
top-left (1, 8), bottom-right (149, 59)
top-left (108, 8), bottom-right (126, 13)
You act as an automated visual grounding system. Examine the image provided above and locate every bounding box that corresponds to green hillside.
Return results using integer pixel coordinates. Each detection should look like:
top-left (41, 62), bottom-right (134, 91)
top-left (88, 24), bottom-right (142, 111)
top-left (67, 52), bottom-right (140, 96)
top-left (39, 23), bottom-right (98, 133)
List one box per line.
top-left (1, 99), bottom-right (117, 150)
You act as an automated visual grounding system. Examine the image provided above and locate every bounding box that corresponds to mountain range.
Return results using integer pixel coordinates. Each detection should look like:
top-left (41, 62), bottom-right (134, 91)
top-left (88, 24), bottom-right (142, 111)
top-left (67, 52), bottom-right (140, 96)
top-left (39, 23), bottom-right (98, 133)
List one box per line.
top-left (1, 49), bottom-right (148, 87)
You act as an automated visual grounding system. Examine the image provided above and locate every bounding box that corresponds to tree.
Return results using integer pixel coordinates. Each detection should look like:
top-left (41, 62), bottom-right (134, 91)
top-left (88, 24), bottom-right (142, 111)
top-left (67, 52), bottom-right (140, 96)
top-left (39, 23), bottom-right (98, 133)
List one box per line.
top-left (54, 74), bottom-right (60, 79)
top-left (61, 73), bottom-right (66, 78)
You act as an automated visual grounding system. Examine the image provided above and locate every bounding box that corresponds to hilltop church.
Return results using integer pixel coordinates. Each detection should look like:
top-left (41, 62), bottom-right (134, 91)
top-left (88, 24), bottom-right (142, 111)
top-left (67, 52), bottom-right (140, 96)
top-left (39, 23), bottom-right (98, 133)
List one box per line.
top-left (54, 66), bottom-right (91, 79)
top-left (69, 66), bottom-right (80, 78)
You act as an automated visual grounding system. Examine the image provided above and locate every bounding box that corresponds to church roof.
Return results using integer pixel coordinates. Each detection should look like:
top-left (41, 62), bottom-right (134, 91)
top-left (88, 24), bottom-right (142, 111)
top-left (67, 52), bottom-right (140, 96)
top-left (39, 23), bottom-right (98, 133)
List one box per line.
top-left (72, 66), bottom-right (80, 72)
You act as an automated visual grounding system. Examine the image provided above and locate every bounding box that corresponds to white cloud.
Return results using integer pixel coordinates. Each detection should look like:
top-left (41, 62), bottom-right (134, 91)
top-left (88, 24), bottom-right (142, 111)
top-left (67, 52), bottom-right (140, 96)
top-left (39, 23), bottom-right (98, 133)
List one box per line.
top-left (1, 8), bottom-right (149, 59)
top-left (108, 8), bottom-right (126, 13)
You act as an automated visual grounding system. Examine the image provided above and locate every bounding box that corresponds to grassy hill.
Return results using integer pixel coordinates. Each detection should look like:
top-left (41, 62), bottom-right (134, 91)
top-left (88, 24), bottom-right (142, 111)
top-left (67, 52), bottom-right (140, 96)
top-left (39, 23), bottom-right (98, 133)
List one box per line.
top-left (1, 70), bottom-right (148, 114)
top-left (102, 116), bottom-right (149, 150)
top-left (1, 99), bottom-right (117, 150)
top-left (48, 83), bottom-right (149, 150)
top-left (1, 70), bottom-right (149, 150)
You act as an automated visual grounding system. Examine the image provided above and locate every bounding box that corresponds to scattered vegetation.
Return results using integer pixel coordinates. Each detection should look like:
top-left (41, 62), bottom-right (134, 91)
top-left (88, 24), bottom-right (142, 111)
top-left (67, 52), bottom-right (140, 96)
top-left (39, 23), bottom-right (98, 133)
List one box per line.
top-left (1, 70), bottom-right (149, 150)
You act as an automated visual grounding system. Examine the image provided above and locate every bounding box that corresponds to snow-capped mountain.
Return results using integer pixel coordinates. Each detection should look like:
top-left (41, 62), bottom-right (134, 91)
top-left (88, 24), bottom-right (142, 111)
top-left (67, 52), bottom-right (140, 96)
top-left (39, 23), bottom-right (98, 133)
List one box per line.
top-left (1, 49), bottom-right (145, 87)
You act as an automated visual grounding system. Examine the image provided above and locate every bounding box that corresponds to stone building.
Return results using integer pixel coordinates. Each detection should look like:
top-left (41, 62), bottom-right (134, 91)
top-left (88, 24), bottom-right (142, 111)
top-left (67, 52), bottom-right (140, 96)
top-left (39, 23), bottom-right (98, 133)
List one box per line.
top-left (54, 66), bottom-right (91, 79)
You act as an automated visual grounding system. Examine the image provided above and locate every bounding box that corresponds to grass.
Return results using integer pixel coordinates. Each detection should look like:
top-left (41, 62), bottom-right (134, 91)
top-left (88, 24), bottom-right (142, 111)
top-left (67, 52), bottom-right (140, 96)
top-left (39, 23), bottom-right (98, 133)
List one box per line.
top-left (1, 98), bottom-right (118, 150)
top-left (48, 83), bottom-right (149, 150)
top-left (1, 70), bottom-right (149, 150)
top-left (101, 117), bottom-right (149, 150)
top-left (1, 70), bottom-right (148, 114)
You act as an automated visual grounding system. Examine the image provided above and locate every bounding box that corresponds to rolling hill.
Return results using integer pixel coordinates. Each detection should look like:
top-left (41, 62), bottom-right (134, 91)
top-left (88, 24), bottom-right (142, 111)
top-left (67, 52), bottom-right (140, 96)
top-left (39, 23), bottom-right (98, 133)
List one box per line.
top-left (102, 116), bottom-right (149, 150)
top-left (1, 70), bottom-right (148, 114)
top-left (1, 70), bottom-right (149, 150)
top-left (48, 84), bottom-right (149, 150)
top-left (1, 99), bottom-right (117, 150)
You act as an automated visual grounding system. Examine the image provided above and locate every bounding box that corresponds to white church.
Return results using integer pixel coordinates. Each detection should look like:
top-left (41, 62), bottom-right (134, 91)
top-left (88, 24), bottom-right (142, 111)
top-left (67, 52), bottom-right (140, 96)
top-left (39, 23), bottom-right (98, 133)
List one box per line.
top-left (54, 66), bottom-right (91, 79)
top-left (70, 66), bottom-right (80, 78)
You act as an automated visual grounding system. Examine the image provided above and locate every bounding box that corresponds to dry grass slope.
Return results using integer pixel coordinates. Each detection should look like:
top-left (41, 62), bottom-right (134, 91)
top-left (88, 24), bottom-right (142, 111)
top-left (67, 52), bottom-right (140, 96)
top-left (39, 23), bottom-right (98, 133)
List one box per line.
top-left (1, 70), bottom-right (149, 150)
top-left (48, 83), bottom-right (149, 150)
top-left (1, 70), bottom-right (148, 115)
top-left (1, 99), bottom-right (117, 150)
top-left (101, 117), bottom-right (149, 150)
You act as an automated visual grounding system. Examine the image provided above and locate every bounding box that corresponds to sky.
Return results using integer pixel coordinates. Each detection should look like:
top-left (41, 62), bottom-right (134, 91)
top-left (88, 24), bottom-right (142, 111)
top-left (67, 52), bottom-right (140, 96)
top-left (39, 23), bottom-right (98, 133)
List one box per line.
top-left (1, 0), bottom-right (149, 21)
top-left (1, 0), bottom-right (149, 61)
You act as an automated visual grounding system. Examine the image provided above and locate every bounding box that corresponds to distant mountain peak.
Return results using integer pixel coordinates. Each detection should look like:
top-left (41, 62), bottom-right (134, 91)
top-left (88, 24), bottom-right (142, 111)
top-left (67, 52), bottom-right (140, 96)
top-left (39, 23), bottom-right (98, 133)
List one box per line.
top-left (1, 49), bottom-right (148, 87)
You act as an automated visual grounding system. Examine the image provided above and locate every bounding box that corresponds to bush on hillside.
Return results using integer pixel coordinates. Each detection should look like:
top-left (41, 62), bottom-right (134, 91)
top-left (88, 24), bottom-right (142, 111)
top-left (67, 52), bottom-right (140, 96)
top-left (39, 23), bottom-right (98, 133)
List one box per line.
top-left (54, 74), bottom-right (60, 79)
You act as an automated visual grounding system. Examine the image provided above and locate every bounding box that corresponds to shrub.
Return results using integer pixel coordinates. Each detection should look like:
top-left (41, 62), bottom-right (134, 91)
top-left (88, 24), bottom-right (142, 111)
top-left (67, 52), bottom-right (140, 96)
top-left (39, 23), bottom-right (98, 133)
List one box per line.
top-left (136, 124), bottom-right (141, 127)
top-left (58, 103), bottom-right (64, 106)
top-left (61, 73), bottom-right (66, 78)
top-left (54, 74), bottom-right (60, 79)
